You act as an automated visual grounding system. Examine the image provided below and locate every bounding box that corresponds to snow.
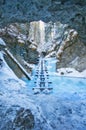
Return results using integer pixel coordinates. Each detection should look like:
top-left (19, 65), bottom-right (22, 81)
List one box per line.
top-left (23, 60), bottom-right (35, 69)
top-left (0, 54), bottom-right (86, 130)
top-left (18, 39), bottom-right (25, 44)
top-left (0, 51), bottom-right (26, 88)
top-left (45, 51), bottom-right (56, 58)
top-left (0, 38), bottom-right (6, 46)
top-left (0, 51), bottom-right (46, 130)
top-left (0, 51), bottom-right (52, 130)
top-left (57, 67), bottom-right (86, 78)
top-left (5, 49), bottom-right (31, 80)
top-left (81, 70), bottom-right (86, 77)
top-left (69, 56), bottom-right (79, 65)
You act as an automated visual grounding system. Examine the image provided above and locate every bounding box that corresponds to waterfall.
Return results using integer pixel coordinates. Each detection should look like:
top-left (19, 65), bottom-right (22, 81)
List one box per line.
top-left (37, 20), bottom-right (45, 53)
top-left (28, 20), bottom-right (68, 55)
top-left (39, 20), bottom-right (45, 44)
top-left (28, 21), bottom-right (40, 44)
top-left (28, 20), bottom-right (45, 53)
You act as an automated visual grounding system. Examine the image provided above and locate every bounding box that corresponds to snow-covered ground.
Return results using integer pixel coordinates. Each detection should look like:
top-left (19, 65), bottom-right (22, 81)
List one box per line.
top-left (0, 53), bottom-right (86, 130)
top-left (27, 57), bottom-right (86, 130)
top-left (45, 57), bottom-right (86, 78)
top-left (0, 52), bottom-right (47, 130)
top-left (57, 68), bottom-right (86, 78)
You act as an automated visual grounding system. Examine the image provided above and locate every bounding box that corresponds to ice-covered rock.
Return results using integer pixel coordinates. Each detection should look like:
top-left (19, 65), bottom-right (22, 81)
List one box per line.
top-left (18, 39), bottom-right (25, 44)
top-left (56, 29), bottom-right (78, 60)
top-left (0, 38), bottom-right (6, 46)
top-left (29, 44), bottom-right (37, 50)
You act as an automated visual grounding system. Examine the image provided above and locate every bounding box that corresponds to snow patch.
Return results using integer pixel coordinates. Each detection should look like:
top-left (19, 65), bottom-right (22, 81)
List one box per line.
top-left (0, 38), bottom-right (6, 46)
top-left (57, 68), bottom-right (86, 78)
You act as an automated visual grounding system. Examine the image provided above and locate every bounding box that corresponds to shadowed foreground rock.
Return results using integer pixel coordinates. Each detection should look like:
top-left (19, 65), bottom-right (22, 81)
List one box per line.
top-left (14, 108), bottom-right (34, 130)
top-left (0, 105), bottom-right (34, 130)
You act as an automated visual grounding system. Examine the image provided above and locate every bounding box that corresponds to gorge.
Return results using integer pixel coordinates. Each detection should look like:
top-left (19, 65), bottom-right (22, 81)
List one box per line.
top-left (0, 0), bottom-right (86, 130)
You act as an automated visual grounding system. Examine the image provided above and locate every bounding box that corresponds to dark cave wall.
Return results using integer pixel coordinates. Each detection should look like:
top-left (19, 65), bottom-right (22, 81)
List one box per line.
top-left (0, 0), bottom-right (86, 43)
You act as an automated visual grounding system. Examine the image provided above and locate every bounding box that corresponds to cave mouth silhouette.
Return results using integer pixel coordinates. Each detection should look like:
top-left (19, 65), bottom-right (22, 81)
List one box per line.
top-left (0, 0), bottom-right (86, 44)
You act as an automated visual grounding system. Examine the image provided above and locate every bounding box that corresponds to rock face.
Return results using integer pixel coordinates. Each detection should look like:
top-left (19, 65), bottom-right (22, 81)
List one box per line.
top-left (0, 23), bottom-right (39, 76)
top-left (0, 1), bottom-right (86, 130)
top-left (57, 29), bottom-right (86, 71)
top-left (0, 0), bottom-right (86, 72)
top-left (0, 20), bottom-right (86, 72)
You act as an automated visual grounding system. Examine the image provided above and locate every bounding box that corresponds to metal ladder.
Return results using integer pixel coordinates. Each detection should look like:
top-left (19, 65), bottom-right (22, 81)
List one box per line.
top-left (33, 58), bottom-right (53, 94)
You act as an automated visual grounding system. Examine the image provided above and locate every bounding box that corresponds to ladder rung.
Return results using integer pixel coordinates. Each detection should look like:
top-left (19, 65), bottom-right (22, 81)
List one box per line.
top-left (32, 87), bottom-right (53, 90)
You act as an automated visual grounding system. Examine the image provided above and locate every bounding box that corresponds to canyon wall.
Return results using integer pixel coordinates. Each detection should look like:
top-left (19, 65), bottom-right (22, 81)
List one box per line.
top-left (0, 0), bottom-right (86, 71)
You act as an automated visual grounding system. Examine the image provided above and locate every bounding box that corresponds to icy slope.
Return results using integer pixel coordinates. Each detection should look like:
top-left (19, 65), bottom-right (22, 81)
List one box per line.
top-left (0, 52), bottom-right (51, 130)
top-left (0, 53), bottom-right (86, 130)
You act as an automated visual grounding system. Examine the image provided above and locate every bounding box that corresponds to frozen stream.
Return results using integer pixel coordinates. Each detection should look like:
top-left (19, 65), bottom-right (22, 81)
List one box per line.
top-left (23, 57), bottom-right (86, 97)
top-left (0, 53), bottom-right (86, 130)
top-left (22, 58), bottom-right (86, 130)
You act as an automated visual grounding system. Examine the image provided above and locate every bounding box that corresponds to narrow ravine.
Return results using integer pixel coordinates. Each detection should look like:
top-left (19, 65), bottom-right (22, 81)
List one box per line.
top-left (0, 0), bottom-right (86, 129)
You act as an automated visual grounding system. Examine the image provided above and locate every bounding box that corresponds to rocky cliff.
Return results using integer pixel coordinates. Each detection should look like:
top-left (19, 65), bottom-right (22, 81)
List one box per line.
top-left (0, 0), bottom-right (86, 71)
top-left (0, 1), bottom-right (86, 130)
